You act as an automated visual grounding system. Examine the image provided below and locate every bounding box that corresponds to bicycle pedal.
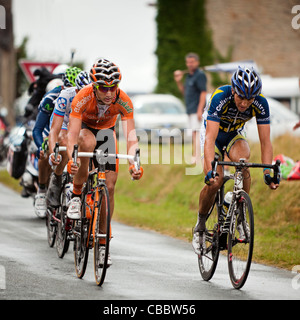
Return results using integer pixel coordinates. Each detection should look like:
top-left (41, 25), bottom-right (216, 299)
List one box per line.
top-left (50, 221), bottom-right (57, 227)
top-left (67, 234), bottom-right (75, 241)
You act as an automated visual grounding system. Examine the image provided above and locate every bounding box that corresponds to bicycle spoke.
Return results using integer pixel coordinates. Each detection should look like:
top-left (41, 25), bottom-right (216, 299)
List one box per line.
top-left (94, 185), bottom-right (111, 286)
top-left (198, 197), bottom-right (220, 282)
top-left (228, 191), bottom-right (254, 289)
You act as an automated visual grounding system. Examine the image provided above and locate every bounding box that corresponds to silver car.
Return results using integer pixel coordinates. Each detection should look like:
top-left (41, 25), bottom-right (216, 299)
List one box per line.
top-left (131, 94), bottom-right (189, 143)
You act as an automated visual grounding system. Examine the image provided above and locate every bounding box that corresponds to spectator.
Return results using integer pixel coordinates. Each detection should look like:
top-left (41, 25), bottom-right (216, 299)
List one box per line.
top-left (174, 52), bottom-right (207, 164)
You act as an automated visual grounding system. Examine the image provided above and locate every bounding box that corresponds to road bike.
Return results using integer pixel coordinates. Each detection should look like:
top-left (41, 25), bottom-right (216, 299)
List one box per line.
top-left (72, 145), bottom-right (141, 286)
top-left (46, 144), bottom-right (73, 258)
top-left (198, 155), bottom-right (281, 289)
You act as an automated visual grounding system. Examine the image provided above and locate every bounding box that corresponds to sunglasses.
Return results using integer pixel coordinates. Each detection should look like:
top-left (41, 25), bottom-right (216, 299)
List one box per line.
top-left (94, 84), bottom-right (118, 93)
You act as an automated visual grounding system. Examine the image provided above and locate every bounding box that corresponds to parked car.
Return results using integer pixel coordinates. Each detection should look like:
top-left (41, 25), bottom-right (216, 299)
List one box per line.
top-left (204, 94), bottom-right (300, 142)
top-left (131, 94), bottom-right (190, 143)
top-left (244, 97), bottom-right (300, 142)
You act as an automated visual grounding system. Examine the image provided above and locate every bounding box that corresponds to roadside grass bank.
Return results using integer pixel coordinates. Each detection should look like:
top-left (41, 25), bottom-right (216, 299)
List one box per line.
top-left (114, 134), bottom-right (299, 270)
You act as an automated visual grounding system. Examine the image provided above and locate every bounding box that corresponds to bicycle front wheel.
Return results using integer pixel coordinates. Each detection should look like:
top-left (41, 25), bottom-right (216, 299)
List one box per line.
top-left (228, 191), bottom-right (254, 289)
top-left (73, 196), bottom-right (90, 279)
top-left (94, 185), bottom-right (111, 286)
top-left (198, 196), bottom-right (220, 281)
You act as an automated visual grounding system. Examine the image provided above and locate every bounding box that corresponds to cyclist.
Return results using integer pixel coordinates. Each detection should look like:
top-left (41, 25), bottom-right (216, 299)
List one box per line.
top-left (33, 67), bottom-right (82, 218)
top-left (192, 66), bottom-right (280, 255)
top-left (46, 71), bottom-right (91, 207)
top-left (66, 58), bottom-right (143, 266)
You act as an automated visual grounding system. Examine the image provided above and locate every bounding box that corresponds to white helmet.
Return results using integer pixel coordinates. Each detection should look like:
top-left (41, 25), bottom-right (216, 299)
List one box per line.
top-left (52, 64), bottom-right (69, 75)
top-left (46, 78), bottom-right (64, 92)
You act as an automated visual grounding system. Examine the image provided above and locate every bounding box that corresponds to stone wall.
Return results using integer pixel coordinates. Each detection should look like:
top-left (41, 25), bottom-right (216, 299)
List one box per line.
top-left (205, 0), bottom-right (300, 77)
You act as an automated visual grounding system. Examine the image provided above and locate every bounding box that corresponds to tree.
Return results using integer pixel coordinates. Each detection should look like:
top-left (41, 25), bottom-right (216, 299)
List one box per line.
top-left (155, 0), bottom-right (214, 96)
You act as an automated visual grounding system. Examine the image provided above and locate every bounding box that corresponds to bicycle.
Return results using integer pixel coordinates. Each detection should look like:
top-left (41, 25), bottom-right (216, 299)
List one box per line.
top-left (72, 145), bottom-right (141, 286)
top-left (198, 155), bottom-right (281, 289)
top-left (46, 143), bottom-right (73, 258)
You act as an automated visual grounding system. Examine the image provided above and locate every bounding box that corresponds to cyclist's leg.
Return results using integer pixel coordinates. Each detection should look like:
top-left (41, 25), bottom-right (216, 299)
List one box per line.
top-left (193, 145), bottom-right (224, 253)
top-left (95, 127), bottom-right (118, 217)
top-left (67, 128), bottom-right (96, 219)
top-left (74, 128), bottom-right (96, 186)
top-left (226, 135), bottom-right (251, 194)
top-left (47, 129), bottom-right (68, 207)
top-left (35, 154), bottom-right (51, 218)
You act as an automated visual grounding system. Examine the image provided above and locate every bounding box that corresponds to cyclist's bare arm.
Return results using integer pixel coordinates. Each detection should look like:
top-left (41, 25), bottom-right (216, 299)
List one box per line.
top-left (257, 124), bottom-right (278, 190)
top-left (48, 115), bottom-right (64, 165)
top-left (121, 118), bottom-right (142, 180)
top-left (67, 116), bottom-right (82, 174)
top-left (204, 120), bottom-right (220, 184)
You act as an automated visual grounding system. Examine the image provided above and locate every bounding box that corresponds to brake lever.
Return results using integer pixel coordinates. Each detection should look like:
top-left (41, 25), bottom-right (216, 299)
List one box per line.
top-left (134, 148), bottom-right (140, 171)
top-left (211, 154), bottom-right (219, 178)
top-left (51, 142), bottom-right (59, 170)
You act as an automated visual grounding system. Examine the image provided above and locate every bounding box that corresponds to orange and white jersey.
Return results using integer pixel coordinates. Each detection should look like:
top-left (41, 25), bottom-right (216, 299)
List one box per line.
top-left (70, 83), bottom-right (134, 130)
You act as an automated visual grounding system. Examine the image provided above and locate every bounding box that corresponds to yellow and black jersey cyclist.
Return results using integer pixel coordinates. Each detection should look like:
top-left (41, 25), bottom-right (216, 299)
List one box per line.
top-left (204, 78), bottom-right (270, 160)
top-left (193, 66), bottom-right (279, 255)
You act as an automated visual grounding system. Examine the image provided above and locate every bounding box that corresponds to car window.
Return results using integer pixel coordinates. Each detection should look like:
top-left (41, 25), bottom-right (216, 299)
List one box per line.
top-left (136, 102), bottom-right (185, 115)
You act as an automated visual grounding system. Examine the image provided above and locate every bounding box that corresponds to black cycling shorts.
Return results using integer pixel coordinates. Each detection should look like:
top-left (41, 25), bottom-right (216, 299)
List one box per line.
top-left (81, 123), bottom-right (118, 172)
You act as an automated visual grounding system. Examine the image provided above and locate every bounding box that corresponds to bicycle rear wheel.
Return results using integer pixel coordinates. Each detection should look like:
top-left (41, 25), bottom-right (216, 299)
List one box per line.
top-left (73, 197), bottom-right (90, 279)
top-left (56, 207), bottom-right (69, 258)
top-left (56, 188), bottom-right (69, 258)
top-left (94, 185), bottom-right (111, 286)
top-left (46, 208), bottom-right (57, 247)
top-left (228, 191), bottom-right (254, 289)
top-left (198, 196), bottom-right (220, 281)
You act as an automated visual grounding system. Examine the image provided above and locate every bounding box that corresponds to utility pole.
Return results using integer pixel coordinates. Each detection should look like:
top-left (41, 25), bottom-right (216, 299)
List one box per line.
top-left (0, 0), bottom-right (16, 125)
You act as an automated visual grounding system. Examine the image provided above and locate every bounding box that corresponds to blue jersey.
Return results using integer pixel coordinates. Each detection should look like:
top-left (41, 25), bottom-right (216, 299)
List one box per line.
top-left (206, 85), bottom-right (270, 133)
top-left (33, 86), bottom-right (63, 149)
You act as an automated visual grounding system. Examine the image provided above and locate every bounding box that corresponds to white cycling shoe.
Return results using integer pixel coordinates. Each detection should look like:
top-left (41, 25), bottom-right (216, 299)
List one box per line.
top-left (67, 197), bottom-right (81, 220)
top-left (99, 246), bottom-right (112, 268)
top-left (34, 193), bottom-right (47, 219)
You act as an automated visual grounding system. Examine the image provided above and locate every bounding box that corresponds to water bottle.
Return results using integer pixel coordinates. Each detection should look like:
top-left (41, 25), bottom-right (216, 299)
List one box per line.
top-left (223, 192), bottom-right (233, 214)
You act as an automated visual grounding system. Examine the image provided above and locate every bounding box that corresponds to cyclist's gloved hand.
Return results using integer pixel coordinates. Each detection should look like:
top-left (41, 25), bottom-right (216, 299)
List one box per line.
top-left (67, 159), bottom-right (80, 175)
top-left (263, 169), bottom-right (280, 188)
top-left (48, 153), bottom-right (62, 167)
top-left (205, 170), bottom-right (219, 185)
top-left (263, 173), bottom-right (273, 186)
top-left (129, 164), bottom-right (144, 180)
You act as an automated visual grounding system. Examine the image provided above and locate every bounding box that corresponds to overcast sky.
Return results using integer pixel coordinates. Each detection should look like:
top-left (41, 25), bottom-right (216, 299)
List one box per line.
top-left (12, 0), bottom-right (158, 93)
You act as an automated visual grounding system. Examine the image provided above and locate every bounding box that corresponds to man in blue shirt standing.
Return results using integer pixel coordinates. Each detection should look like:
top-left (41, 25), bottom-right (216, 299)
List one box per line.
top-left (174, 53), bottom-right (207, 164)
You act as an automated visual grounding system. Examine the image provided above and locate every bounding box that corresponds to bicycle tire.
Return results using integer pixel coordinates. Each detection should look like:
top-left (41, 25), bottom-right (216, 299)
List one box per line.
top-left (94, 184), bottom-right (111, 286)
top-left (73, 197), bottom-right (90, 279)
top-left (46, 208), bottom-right (57, 247)
top-left (198, 195), bottom-right (220, 281)
top-left (55, 193), bottom-right (69, 258)
top-left (228, 190), bottom-right (254, 289)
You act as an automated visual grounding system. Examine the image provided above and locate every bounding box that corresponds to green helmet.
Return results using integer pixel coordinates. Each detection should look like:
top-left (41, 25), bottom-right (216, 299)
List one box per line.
top-left (63, 67), bottom-right (82, 87)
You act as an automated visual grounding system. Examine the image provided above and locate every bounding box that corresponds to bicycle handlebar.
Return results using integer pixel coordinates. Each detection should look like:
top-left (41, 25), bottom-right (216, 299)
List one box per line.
top-left (53, 145), bottom-right (140, 166)
top-left (71, 144), bottom-right (140, 168)
top-left (211, 155), bottom-right (281, 181)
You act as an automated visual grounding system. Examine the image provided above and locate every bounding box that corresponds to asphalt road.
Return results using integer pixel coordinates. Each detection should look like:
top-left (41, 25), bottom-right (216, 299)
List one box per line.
top-left (0, 183), bottom-right (299, 301)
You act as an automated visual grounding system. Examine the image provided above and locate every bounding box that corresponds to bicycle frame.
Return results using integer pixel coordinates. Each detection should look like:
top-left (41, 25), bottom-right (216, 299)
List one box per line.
top-left (211, 156), bottom-right (280, 234)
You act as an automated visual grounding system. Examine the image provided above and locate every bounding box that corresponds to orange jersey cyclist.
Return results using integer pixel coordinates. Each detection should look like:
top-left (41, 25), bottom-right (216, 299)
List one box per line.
top-left (66, 58), bottom-right (143, 264)
top-left (192, 66), bottom-right (280, 255)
